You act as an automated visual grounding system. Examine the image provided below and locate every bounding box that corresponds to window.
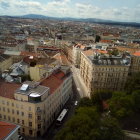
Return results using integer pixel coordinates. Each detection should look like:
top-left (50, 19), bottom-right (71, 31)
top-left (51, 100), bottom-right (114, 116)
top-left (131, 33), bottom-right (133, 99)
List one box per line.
top-left (37, 107), bottom-right (40, 111)
top-left (12, 109), bottom-right (14, 114)
top-left (0, 114), bottom-right (2, 118)
top-left (37, 116), bottom-right (41, 120)
top-left (7, 108), bottom-right (10, 113)
top-left (29, 130), bottom-right (32, 135)
top-left (17, 110), bottom-right (19, 115)
top-left (7, 102), bottom-right (9, 106)
top-left (28, 114), bottom-right (32, 118)
top-left (12, 103), bottom-right (14, 107)
top-left (8, 116), bottom-right (10, 121)
top-left (22, 128), bottom-right (25, 132)
top-left (22, 120), bottom-right (24, 125)
top-left (29, 122), bottom-right (32, 127)
top-left (29, 107), bottom-right (31, 111)
top-left (12, 117), bottom-right (15, 122)
top-left (4, 115), bottom-right (6, 119)
top-left (3, 107), bottom-right (5, 112)
top-left (21, 112), bottom-right (24, 116)
top-left (17, 119), bottom-right (20, 123)
top-left (38, 124), bottom-right (41, 129)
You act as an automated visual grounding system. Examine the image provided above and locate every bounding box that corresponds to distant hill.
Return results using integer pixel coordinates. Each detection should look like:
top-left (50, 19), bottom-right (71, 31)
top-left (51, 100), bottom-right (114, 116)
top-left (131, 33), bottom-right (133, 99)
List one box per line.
top-left (1, 14), bottom-right (140, 27)
top-left (21, 14), bottom-right (49, 19)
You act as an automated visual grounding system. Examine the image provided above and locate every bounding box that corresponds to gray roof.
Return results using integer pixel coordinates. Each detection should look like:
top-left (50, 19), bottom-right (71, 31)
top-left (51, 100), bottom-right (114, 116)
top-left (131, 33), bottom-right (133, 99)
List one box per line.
top-left (4, 50), bottom-right (21, 56)
top-left (0, 54), bottom-right (11, 62)
top-left (16, 81), bottom-right (49, 96)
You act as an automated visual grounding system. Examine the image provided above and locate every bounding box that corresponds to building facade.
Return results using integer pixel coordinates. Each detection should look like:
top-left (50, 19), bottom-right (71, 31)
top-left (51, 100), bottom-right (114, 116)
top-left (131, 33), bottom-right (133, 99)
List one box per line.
top-left (0, 69), bottom-right (72, 137)
top-left (80, 51), bottom-right (130, 96)
top-left (130, 51), bottom-right (140, 74)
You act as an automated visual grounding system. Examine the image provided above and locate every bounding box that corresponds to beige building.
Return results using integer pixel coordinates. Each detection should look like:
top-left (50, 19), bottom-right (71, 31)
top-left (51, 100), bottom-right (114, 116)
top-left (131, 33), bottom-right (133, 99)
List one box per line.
top-left (72, 44), bottom-right (86, 68)
top-left (0, 68), bottom-right (72, 137)
top-left (29, 58), bottom-right (60, 81)
top-left (80, 50), bottom-right (130, 96)
top-left (0, 54), bottom-right (13, 73)
top-left (130, 51), bottom-right (140, 74)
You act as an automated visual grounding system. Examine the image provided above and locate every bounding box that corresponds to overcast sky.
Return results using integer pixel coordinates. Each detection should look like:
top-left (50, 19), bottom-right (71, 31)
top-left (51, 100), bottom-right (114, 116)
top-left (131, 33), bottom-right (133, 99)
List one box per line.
top-left (0, 0), bottom-right (140, 22)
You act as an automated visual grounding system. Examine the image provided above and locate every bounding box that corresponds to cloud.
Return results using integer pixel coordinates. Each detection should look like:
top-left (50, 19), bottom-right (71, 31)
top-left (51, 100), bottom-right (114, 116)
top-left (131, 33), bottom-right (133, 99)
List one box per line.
top-left (0, 0), bottom-right (140, 22)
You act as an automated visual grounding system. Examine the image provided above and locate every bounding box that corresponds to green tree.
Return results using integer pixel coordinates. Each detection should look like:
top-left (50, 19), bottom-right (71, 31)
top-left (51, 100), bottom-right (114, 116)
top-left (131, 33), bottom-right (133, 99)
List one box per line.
top-left (20, 74), bottom-right (31, 82)
top-left (132, 90), bottom-right (140, 112)
top-left (55, 107), bottom-right (100, 140)
top-left (125, 72), bottom-right (140, 93)
top-left (95, 35), bottom-right (101, 43)
top-left (100, 117), bottom-right (124, 140)
top-left (55, 107), bottom-right (124, 140)
top-left (78, 97), bottom-right (93, 107)
top-left (108, 91), bottom-right (134, 120)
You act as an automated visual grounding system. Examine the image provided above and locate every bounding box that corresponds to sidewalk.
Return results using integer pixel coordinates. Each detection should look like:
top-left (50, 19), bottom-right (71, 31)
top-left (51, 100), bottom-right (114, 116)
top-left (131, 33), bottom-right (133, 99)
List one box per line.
top-left (71, 65), bottom-right (89, 97)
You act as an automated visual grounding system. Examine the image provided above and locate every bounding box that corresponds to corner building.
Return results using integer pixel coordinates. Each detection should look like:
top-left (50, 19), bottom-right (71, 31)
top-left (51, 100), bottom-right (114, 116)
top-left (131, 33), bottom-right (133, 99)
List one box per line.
top-left (0, 69), bottom-right (72, 137)
top-left (80, 50), bottom-right (130, 96)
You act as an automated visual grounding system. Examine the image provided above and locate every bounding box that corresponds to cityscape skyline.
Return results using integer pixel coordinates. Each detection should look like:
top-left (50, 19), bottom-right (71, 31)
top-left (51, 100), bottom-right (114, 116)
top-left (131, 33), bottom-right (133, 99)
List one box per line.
top-left (0, 0), bottom-right (140, 22)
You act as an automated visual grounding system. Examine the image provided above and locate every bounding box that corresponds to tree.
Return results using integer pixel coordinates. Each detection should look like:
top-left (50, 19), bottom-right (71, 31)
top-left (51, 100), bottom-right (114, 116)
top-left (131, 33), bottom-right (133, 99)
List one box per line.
top-left (132, 90), bottom-right (140, 112)
top-left (55, 107), bottom-right (100, 140)
top-left (100, 117), bottom-right (124, 140)
top-left (78, 97), bottom-right (93, 107)
top-left (91, 91), bottom-right (112, 111)
top-left (125, 72), bottom-right (140, 93)
top-left (20, 74), bottom-right (31, 82)
top-left (95, 35), bottom-right (101, 43)
top-left (55, 107), bottom-right (124, 140)
top-left (108, 91), bottom-right (134, 120)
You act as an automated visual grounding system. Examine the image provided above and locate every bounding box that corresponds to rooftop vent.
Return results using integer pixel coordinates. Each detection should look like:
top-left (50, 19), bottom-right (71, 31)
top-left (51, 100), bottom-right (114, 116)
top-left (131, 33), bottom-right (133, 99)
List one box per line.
top-left (20, 84), bottom-right (29, 91)
top-left (29, 56), bottom-right (33, 59)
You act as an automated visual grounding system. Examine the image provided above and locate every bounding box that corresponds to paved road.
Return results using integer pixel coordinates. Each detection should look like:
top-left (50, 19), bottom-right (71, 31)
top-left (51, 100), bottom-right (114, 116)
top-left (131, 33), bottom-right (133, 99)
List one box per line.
top-left (124, 130), bottom-right (140, 140)
top-left (71, 65), bottom-right (88, 98)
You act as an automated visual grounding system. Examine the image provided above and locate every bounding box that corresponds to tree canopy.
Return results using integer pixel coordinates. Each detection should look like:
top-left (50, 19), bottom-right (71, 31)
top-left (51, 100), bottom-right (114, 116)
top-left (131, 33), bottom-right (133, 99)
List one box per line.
top-left (125, 72), bottom-right (140, 93)
top-left (55, 107), bottom-right (124, 140)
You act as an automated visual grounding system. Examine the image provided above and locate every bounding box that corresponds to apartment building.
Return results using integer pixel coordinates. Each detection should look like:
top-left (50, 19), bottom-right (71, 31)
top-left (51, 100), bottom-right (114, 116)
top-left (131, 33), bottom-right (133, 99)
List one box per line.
top-left (29, 57), bottom-right (60, 81)
top-left (0, 54), bottom-right (13, 73)
top-left (80, 50), bottom-right (130, 96)
top-left (130, 51), bottom-right (140, 74)
top-left (0, 68), bottom-right (72, 137)
top-left (0, 121), bottom-right (20, 140)
top-left (73, 44), bottom-right (86, 68)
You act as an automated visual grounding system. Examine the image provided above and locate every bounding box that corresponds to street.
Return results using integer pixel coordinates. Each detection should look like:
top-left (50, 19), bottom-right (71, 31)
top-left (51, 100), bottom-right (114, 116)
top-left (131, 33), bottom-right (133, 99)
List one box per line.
top-left (70, 65), bottom-right (89, 97)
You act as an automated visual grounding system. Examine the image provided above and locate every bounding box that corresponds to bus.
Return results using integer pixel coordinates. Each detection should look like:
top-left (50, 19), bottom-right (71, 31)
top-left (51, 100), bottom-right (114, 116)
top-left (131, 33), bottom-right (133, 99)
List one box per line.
top-left (56, 109), bottom-right (68, 126)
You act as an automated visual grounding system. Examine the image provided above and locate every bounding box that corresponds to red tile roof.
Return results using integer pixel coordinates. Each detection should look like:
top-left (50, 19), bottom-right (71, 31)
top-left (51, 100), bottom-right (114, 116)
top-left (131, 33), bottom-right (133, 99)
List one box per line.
top-left (40, 71), bottom-right (65, 94)
top-left (100, 40), bottom-right (113, 43)
top-left (96, 50), bottom-right (108, 54)
top-left (20, 51), bottom-right (40, 57)
top-left (54, 54), bottom-right (69, 65)
top-left (133, 51), bottom-right (140, 56)
top-left (83, 50), bottom-right (94, 56)
top-left (0, 121), bottom-right (18, 140)
top-left (0, 81), bottom-right (21, 99)
top-left (38, 46), bottom-right (60, 51)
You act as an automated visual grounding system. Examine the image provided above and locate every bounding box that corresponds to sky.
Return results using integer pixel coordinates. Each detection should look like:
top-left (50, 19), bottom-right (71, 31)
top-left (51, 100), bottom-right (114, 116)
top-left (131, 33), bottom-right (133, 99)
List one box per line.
top-left (0, 0), bottom-right (140, 22)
